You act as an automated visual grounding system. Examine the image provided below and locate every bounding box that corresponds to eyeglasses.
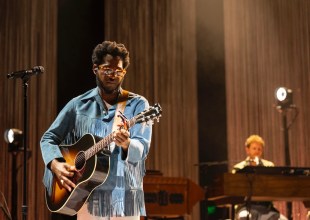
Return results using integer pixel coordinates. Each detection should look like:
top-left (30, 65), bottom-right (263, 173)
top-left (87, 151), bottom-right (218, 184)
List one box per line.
top-left (96, 65), bottom-right (126, 77)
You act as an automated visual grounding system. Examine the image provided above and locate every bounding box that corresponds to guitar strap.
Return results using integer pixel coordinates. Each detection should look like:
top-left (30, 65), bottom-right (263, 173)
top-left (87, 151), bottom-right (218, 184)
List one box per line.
top-left (112, 89), bottom-right (129, 132)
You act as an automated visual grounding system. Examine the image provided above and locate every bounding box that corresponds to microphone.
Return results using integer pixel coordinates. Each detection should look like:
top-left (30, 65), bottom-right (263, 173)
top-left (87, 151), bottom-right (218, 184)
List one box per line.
top-left (7, 66), bottom-right (44, 79)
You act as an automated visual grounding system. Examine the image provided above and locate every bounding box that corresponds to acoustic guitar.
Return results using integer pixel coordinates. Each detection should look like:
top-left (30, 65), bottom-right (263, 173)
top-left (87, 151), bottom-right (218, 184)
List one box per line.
top-left (45, 103), bottom-right (162, 215)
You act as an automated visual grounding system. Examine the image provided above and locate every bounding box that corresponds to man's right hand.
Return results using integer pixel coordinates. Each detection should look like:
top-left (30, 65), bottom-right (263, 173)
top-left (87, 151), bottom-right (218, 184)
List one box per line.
top-left (50, 159), bottom-right (77, 192)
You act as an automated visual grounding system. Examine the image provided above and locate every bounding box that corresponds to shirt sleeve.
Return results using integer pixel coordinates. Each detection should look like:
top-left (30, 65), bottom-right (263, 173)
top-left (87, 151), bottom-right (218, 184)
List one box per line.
top-left (124, 97), bottom-right (152, 164)
top-left (40, 99), bottom-right (76, 167)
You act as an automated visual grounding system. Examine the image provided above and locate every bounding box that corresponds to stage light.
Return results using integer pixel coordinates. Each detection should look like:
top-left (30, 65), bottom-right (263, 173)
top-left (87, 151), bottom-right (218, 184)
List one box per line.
top-left (275, 87), bottom-right (293, 109)
top-left (4, 128), bottom-right (23, 152)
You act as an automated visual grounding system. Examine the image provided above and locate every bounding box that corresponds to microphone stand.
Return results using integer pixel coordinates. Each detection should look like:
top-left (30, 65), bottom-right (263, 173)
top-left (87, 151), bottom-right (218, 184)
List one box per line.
top-left (21, 76), bottom-right (30, 220)
top-left (7, 67), bottom-right (41, 220)
top-left (281, 110), bottom-right (292, 220)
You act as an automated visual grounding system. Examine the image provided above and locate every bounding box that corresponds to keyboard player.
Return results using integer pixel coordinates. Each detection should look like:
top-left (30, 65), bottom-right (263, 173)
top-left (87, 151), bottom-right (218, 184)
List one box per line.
top-left (232, 135), bottom-right (286, 220)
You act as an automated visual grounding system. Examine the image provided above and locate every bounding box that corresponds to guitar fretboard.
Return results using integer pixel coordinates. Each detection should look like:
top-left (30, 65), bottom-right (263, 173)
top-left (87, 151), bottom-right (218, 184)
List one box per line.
top-left (84, 117), bottom-right (137, 160)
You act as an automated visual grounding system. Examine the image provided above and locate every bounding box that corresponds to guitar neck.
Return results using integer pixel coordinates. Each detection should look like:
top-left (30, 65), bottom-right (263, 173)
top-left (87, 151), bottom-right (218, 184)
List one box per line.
top-left (85, 117), bottom-right (136, 160)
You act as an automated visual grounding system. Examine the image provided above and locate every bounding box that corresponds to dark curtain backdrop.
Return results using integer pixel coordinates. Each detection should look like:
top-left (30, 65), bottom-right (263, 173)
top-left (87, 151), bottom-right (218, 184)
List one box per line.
top-left (224, 0), bottom-right (310, 218)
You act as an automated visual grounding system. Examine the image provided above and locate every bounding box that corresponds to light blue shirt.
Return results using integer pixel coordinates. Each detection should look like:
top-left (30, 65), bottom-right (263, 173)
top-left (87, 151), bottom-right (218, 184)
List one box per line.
top-left (40, 87), bottom-right (152, 217)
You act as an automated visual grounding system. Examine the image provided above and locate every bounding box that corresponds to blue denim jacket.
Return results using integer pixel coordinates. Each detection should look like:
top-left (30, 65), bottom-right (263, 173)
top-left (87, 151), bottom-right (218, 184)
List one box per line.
top-left (40, 87), bottom-right (152, 217)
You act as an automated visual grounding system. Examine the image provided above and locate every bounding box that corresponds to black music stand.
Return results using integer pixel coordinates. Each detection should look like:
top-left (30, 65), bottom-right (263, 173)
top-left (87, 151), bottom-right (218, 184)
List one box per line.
top-left (196, 161), bottom-right (229, 220)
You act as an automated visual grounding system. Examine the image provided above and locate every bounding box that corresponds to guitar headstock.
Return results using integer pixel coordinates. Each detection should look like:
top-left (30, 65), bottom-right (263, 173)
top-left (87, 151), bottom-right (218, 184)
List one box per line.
top-left (135, 103), bottom-right (162, 125)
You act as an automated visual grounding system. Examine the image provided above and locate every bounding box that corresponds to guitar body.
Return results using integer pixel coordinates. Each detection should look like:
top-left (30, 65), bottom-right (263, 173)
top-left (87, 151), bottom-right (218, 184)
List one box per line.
top-left (45, 134), bottom-right (110, 216)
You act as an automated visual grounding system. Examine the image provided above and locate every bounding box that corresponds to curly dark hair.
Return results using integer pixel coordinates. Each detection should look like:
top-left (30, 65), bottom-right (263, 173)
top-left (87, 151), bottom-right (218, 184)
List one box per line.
top-left (92, 41), bottom-right (130, 69)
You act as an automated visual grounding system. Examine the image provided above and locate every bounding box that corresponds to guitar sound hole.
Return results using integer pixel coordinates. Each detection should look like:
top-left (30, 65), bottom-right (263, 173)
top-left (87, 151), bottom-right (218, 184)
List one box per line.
top-left (75, 151), bottom-right (86, 170)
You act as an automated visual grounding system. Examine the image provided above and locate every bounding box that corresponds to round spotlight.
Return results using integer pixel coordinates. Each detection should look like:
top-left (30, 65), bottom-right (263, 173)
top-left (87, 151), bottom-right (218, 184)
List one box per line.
top-left (276, 87), bottom-right (288, 102)
top-left (4, 128), bottom-right (23, 145)
top-left (275, 87), bottom-right (293, 109)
